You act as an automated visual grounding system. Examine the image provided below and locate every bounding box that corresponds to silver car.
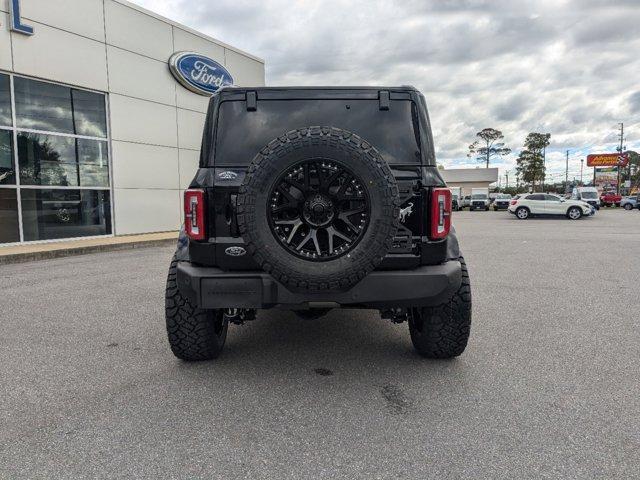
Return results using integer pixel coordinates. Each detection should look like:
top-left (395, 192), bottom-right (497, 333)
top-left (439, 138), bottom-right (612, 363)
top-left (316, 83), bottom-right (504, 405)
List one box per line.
top-left (620, 196), bottom-right (638, 210)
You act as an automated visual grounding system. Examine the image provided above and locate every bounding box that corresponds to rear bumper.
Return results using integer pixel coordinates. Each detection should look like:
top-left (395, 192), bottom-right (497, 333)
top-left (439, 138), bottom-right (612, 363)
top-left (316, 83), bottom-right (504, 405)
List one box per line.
top-left (176, 260), bottom-right (462, 309)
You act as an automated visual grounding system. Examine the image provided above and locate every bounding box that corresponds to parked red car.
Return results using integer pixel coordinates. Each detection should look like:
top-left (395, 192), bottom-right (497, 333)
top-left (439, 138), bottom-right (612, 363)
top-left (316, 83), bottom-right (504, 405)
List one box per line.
top-left (600, 191), bottom-right (622, 207)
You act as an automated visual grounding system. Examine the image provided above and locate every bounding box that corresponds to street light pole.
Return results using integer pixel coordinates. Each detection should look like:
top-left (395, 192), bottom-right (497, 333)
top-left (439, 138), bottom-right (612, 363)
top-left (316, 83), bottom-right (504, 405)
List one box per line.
top-left (580, 158), bottom-right (584, 185)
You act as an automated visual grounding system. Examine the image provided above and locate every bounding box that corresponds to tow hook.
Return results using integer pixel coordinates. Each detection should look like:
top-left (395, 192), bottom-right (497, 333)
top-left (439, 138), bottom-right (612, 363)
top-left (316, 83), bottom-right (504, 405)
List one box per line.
top-left (223, 308), bottom-right (257, 325)
top-left (380, 308), bottom-right (410, 324)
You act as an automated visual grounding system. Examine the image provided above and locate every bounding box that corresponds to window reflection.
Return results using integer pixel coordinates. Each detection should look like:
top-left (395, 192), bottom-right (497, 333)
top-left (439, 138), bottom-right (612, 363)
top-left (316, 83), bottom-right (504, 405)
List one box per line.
top-left (18, 133), bottom-right (109, 187)
top-left (21, 189), bottom-right (111, 241)
top-left (0, 189), bottom-right (20, 243)
top-left (0, 74), bottom-right (11, 127)
top-left (1, 75), bottom-right (111, 244)
top-left (18, 133), bottom-right (77, 186)
top-left (14, 77), bottom-right (107, 138)
top-left (0, 130), bottom-right (15, 185)
top-left (77, 139), bottom-right (109, 187)
top-left (15, 77), bottom-right (75, 134)
top-left (72, 90), bottom-right (107, 138)
top-left (214, 99), bottom-right (422, 166)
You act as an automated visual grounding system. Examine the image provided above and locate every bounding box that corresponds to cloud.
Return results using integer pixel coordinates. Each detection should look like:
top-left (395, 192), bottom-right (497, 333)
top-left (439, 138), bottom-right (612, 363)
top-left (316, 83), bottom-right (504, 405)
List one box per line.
top-left (132, 0), bottom-right (640, 177)
top-left (629, 91), bottom-right (640, 113)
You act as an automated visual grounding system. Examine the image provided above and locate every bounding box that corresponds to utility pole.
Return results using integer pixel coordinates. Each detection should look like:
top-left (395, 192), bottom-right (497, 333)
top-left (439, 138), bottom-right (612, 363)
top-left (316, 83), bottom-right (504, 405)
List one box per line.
top-left (506, 172), bottom-right (509, 189)
top-left (580, 158), bottom-right (584, 185)
top-left (616, 122), bottom-right (624, 195)
top-left (565, 150), bottom-right (569, 189)
top-left (542, 145), bottom-right (546, 192)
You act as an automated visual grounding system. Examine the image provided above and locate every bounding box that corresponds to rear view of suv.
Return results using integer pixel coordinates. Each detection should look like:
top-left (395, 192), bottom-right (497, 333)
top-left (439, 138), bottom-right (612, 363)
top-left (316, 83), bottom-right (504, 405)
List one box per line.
top-left (166, 87), bottom-right (472, 361)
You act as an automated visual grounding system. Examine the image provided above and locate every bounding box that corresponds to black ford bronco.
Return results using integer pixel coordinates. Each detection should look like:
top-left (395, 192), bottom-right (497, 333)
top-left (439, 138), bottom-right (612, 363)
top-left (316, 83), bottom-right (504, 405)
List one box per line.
top-left (166, 87), bottom-right (471, 361)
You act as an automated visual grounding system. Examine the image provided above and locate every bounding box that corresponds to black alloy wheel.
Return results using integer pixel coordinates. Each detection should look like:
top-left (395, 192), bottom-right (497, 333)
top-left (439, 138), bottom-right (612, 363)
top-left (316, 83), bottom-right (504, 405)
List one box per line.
top-left (237, 126), bottom-right (400, 292)
top-left (267, 160), bottom-right (370, 261)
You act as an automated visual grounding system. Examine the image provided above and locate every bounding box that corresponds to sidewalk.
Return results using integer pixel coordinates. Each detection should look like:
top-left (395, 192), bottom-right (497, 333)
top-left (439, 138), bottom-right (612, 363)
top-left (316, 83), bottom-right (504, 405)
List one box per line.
top-left (0, 231), bottom-right (178, 265)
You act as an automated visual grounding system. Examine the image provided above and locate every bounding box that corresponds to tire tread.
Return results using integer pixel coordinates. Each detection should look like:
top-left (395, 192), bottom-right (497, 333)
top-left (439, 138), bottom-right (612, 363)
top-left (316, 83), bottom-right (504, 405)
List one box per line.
top-left (165, 256), bottom-right (227, 361)
top-left (237, 126), bottom-right (400, 291)
top-left (409, 257), bottom-right (472, 359)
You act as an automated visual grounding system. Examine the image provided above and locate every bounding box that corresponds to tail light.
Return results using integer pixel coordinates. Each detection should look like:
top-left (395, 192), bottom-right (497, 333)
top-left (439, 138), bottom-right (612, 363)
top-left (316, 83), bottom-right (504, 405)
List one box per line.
top-left (184, 189), bottom-right (206, 240)
top-left (429, 188), bottom-right (452, 240)
top-left (510, 199), bottom-right (518, 206)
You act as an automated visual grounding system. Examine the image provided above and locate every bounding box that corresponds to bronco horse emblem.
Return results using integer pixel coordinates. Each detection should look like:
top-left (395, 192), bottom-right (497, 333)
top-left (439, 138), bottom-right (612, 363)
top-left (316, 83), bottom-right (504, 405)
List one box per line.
top-left (399, 202), bottom-right (414, 223)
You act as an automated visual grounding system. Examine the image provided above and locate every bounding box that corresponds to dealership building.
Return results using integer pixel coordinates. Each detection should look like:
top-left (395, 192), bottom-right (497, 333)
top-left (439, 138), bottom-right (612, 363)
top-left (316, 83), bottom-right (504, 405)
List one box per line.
top-left (441, 167), bottom-right (499, 196)
top-left (0, 0), bottom-right (265, 246)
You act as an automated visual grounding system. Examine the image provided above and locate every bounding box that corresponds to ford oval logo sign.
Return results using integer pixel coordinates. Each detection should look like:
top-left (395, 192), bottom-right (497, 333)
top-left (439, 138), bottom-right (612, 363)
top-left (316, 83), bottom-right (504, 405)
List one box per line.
top-left (225, 246), bottom-right (247, 257)
top-left (169, 52), bottom-right (234, 96)
top-left (218, 171), bottom-right (238, 180)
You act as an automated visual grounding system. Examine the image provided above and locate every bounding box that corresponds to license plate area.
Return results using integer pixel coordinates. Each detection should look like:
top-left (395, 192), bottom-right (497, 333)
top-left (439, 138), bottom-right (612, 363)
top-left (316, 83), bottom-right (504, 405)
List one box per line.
top-left (201, 278), bottom-right (263, 308)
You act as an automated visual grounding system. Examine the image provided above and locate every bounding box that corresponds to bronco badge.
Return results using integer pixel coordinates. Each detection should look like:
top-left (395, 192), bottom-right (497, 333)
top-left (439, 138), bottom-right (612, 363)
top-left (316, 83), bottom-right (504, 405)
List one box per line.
top-left (399, 202), bottom-right (414, 223)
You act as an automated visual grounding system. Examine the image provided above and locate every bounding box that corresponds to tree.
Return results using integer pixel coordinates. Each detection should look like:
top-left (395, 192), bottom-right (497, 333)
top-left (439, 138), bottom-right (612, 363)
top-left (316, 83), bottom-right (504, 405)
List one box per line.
top-left (516, 133), bottom-right (551, 192)
top-left (620, 151), bottom-right (640, 189)
top-left (467, 128), bottom-right (511, 168)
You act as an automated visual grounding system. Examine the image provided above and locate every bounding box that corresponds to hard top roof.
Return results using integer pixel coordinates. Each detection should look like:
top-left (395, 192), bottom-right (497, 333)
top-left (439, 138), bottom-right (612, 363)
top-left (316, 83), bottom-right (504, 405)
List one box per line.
top-left (215, 86), bottom-right (421, 100)
top-left (219, 86), bottom-right (419, 92)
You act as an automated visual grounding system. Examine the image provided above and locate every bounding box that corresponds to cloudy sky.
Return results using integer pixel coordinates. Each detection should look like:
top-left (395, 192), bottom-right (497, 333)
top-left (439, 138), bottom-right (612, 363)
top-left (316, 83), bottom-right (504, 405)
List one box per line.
top-left (135, 0), bottom-right (639, 184)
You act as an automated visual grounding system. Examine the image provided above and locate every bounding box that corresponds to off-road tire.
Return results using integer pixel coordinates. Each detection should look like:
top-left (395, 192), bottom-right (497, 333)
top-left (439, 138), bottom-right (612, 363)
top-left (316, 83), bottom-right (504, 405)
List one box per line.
top-left (165, 256), bottom-right (228, 361)
top-left (237, 126), bottom-right (400, 292)
top-left (408, 257), bottom-right (471, 359)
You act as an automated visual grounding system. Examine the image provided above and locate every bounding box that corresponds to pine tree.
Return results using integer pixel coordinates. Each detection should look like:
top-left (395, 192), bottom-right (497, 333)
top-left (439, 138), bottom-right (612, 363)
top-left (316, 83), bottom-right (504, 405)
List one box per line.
top-left (516, 133), bottom-right (551, 191)
top-left (467, 128), bottom-right (511, 168)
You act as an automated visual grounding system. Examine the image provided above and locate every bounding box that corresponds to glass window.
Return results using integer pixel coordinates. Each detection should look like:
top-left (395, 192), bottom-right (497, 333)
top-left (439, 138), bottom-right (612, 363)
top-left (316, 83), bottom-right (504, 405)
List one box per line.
top-left (545, 195), bottom-right (560, 201)
top-left (214, 99), bottom-right (422, 166)
top-left (0, 189), bottom-right (20, 243)
top-left (72, 89), bottom-right (107, 138)
top-left (17, 134), bottom-right (110, 188)
top-left (21, 189), bottom-right (111, 241)
top-left (0, 74), bottom-right (11, 127)
top-left (1, 74), bottom-right (112, 245)
top-left (14, 77), bottom-right (74, 134)
top-left (77, 139), bottom-right (109, 187)
top-left (18, 133), bottom-right (78, 186)
top-left (0, 130), bottom-right (15, 185)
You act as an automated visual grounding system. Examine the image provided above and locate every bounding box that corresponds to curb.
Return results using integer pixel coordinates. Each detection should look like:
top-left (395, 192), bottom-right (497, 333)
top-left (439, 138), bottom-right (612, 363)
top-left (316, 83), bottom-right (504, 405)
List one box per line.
top-left (0, 238), bottom-right (177, 266)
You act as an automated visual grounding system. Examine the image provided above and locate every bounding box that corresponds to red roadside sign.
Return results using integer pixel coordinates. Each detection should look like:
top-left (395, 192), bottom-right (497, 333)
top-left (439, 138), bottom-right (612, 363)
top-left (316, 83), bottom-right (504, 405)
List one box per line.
top-left (587, 153), bottom-right (629, 167)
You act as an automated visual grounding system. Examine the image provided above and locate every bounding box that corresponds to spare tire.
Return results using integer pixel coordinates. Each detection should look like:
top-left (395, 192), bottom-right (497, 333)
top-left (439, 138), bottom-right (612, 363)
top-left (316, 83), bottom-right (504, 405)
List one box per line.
top-left (237, 126), bottom-right (400, 291)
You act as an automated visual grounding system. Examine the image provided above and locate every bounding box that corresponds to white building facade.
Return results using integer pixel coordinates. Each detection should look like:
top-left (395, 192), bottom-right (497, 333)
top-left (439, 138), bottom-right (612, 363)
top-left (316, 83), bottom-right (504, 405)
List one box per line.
top-left (441, 168), bottom-right (499, 196)
top-left (0, 0), bottom-right (265, 245)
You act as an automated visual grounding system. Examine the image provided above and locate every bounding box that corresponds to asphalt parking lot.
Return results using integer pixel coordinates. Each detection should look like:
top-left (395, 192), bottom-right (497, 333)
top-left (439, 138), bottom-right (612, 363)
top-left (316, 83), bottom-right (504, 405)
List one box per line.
top-left (1, 209), bottom-right (638, 479)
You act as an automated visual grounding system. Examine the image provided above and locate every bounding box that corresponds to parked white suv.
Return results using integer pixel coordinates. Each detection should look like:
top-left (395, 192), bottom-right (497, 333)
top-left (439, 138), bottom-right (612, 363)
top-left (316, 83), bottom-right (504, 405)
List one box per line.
top-left (508, 193), bottom-right (594, 220)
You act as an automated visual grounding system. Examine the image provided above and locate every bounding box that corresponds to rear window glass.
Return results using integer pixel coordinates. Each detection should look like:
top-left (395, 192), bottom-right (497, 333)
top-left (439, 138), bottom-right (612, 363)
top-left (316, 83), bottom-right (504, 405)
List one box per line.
top-left (213, 99), bottom-right (421, 166)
